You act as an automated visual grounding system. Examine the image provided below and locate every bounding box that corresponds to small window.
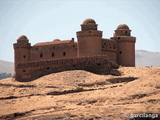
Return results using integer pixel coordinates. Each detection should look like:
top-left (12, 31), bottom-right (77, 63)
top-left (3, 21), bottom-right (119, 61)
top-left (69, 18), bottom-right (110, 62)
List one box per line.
top-left (23, 55), bottom-right (26, 58)
top-left (63, 52), bottom-right (66, 56)
top-left (46, 67), bottom-right (50, 70)
top-left (36, 48), bottom-right (38, 51)
top-left (102, 45), bottom-right (104, 48)
top-left (53, 46), bottom-right (55, 49)
top-left (73, 65), bottom-right (76, 67)
top-left (52, 53), bottom-right (54, 57)
top-left (89, 31), bottom-right (91, 33)
top-left (40, 53), bottom-right (43, 58)
top-left (98, 63), bottom-right (101, 66)
top-left (23, 70), bottom-right (26, 72)
top-left (114, 45), bottom-right (116, 49)
top-left (118, 37), bottom-right (120, 39)
top-left (126, 31), bottom-right (127, 33)
top-left (119, 51), bottom-right (122, 54)
top-left (110, 47), bottom-right (112, 49)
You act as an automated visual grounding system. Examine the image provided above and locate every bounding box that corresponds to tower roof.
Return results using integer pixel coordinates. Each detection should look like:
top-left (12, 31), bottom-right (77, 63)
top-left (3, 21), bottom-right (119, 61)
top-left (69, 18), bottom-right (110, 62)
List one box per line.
top-left (33, 40), bottom-right (73, 46)
top-left (17, 35), bottom-right (28, 41)
top-left (117, 24), bottom-right (129, 30)
top-left (82, 18), bottom-right (96, 24)
top-left (53, 39), bottom-right (61, 41)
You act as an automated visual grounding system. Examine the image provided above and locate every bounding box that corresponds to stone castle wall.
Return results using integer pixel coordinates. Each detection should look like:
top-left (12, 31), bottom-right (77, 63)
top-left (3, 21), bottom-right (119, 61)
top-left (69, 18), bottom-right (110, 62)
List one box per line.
top-left (76, 30), bottom-right (102, 57)
top-left (30, 43), bottom-right (77, 61)
top-left (101, 39), bottom-right (117, 61)
top-left (15, 55), bottom-right (111, 81)
top-left (13, 19), bottom-right (136, 81)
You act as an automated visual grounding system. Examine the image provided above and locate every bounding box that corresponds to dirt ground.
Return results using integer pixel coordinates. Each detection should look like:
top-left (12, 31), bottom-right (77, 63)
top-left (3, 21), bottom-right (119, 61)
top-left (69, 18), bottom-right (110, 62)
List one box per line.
top-left (0, 67), bottom-right (160, 120)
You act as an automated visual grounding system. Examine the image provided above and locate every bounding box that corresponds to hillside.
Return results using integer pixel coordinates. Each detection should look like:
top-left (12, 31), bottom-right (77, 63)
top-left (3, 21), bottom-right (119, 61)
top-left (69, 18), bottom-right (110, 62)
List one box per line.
top-left (0, 67), bottom-right (159, 120)
top-left (0, 60), bottom-right (14, 74)
top-left (136, 50), bottom-right (160, 67)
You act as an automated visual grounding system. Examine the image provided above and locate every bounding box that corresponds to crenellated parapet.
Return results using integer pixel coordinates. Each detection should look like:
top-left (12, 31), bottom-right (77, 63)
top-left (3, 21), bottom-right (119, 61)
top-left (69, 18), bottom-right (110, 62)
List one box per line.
top-left (17, 55), bottom-right (109, 68)
top-left (15, 55), bottom-right (111, 81)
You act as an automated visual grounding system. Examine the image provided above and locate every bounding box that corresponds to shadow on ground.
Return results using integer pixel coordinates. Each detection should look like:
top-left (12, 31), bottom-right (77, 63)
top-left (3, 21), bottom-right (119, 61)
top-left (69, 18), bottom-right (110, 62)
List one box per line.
top-left (107, 77), bottom-right (138, 83)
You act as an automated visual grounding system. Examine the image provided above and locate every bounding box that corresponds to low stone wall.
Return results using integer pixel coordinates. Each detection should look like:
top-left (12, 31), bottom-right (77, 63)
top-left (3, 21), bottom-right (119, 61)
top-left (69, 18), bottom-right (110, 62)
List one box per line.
top-left (15, 55), bottom-right (111, 81)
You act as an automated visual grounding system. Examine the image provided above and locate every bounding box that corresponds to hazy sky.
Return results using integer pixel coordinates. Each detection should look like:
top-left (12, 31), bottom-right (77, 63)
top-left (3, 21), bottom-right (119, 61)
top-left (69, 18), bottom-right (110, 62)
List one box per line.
top-left (0, 0), bottom-right (160, 62)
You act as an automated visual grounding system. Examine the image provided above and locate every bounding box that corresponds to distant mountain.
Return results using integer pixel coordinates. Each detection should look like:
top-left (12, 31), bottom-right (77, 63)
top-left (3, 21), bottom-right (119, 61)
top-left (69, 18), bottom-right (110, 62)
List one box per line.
top-left (0, 60), bottom-right (14, 74)
top-left (136, 50), bottom-right (160, 67)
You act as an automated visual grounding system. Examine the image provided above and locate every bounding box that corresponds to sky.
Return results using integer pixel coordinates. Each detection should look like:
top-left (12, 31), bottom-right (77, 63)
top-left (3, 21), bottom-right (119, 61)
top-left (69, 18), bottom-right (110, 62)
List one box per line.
top-left (0, 0), bottom-right (160, 62)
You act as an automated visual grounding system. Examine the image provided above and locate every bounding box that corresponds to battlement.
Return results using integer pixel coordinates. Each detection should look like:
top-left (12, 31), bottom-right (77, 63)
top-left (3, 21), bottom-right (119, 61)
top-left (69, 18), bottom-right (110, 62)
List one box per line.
top-left (15, 55), bottom-right (111, 81)
top-left (17, 55), bottom-right (109, 68)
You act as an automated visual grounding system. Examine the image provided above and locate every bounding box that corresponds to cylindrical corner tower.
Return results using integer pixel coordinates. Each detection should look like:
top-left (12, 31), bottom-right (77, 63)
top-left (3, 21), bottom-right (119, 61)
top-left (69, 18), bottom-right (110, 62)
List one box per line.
top-left (114, 24), bottom-right (136, 67)
top-left (13, 35), bottom-right (31, 72)
top-left (76, 19), bottom-right (102, 57)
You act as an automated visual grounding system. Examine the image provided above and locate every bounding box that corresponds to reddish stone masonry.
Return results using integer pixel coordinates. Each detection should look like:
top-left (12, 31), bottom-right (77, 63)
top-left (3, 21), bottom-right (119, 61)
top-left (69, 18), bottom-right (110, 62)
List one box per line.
top-left (16, 55), bottom-right (111, 81)
top-left (13, 18), bottom-right (136, 81)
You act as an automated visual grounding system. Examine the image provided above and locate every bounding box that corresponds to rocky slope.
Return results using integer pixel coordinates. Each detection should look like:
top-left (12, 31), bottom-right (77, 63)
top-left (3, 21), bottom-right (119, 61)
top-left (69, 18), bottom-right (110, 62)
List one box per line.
top-left (0, 67), bottom-right (160, 120)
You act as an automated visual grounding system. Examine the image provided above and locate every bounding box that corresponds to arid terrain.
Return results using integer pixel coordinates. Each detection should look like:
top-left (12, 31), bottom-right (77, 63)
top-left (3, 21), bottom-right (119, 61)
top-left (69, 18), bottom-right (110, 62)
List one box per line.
top-left (0, 67), bottom-right (160, 120)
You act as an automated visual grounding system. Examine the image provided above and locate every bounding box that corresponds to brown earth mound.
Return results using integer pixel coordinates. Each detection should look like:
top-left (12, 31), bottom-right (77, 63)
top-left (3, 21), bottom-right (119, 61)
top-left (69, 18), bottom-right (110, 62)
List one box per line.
top-left (0, 67), bottom-right (160, 120)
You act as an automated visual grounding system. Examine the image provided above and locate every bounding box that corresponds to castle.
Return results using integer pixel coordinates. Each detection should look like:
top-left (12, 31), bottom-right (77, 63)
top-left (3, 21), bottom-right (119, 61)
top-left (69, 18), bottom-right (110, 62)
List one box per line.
top-left (13, 19), bottom-right (136, 81)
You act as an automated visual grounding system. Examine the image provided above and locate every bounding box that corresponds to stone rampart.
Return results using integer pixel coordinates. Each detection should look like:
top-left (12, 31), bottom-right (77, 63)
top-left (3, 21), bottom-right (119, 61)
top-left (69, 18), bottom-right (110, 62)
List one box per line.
top-left (15, 55), bottom-right (111, 81)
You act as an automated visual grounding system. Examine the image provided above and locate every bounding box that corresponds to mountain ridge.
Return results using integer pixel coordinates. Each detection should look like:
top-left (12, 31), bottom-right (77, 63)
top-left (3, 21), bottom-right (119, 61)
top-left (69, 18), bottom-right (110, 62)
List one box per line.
top-left (0, 60), bottom-right (14, 74)
top-left (136, 50), bottom-right (160, 67)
